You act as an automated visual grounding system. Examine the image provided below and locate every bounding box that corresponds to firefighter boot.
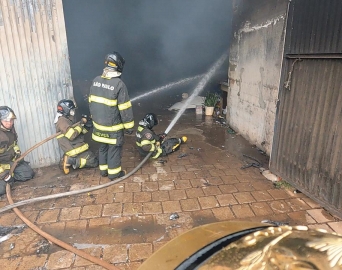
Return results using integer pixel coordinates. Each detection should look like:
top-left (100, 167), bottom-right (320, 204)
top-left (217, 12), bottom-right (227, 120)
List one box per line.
top-left (62, 156), bottom-right (76, 175)
top-left (109, 170), bottom-right (126, 181)
top-left (181, 136), bottom-right (187, 143)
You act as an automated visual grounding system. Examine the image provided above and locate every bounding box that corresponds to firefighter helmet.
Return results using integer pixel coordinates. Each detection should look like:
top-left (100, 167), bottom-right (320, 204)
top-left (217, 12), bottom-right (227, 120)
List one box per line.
top-left (57, 99), bottom-right (76, 116)
top-left (0, 106), bottom-right (16, 121)
top-left (141, 113), bottom-right (158, 129)
top-left (104, 51), bottom-right (125, 72)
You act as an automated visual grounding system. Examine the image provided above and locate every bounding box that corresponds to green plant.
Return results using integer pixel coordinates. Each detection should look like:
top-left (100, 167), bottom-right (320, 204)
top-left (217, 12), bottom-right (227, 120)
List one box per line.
top-left (203, 92), bottom-right (219, 107)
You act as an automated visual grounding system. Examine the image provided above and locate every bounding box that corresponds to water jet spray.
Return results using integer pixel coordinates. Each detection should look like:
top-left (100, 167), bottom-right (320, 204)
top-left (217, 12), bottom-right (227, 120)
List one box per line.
top-left (164, 52), bottom-right (228, 135)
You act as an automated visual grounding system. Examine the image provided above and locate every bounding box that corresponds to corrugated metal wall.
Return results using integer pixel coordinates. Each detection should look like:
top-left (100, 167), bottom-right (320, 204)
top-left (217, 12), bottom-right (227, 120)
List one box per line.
top-left (0, 0), bottom-right (73, 167)
top-left (271, 0), bottom-right (342, 217)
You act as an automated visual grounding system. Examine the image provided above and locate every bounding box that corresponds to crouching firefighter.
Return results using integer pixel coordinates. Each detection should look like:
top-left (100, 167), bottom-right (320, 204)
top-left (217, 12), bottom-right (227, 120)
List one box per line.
top-left (136, 113), bottom-right (187, 159)
top-left (54, 99), bottom-right (98, 174)
top-left (0, 106), bottom-right (35, 196)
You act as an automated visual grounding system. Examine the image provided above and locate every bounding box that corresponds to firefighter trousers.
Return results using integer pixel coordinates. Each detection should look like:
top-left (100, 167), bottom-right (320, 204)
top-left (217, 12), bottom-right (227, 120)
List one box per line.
top-left (74, 150), bottom-right (98, 169)
top-left (0, 160), bottom-right (35, 196)
top-left (98, 143), bottom-right (123, 179)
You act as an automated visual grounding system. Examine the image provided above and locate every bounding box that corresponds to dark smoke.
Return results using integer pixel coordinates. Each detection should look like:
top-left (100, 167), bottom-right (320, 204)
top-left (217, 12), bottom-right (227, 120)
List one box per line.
top-left (63, 0), bottom-right (232, 112)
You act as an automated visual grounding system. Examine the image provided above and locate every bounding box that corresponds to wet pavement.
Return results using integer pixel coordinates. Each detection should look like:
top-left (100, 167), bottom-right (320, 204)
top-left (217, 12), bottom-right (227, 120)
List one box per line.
top-left (0, 96), bottom-right (341, 270)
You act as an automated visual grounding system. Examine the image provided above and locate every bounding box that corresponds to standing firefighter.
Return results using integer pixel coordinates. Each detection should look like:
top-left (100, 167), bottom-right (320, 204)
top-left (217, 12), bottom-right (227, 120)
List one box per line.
top-left (89, 51), bottom-right (134, 180)
top-left (0, 106), bottom-right (35, 195)
top-left (136, 113), bottom-right (187, 159)
top-left (55, 99), bottom-right (98, 174)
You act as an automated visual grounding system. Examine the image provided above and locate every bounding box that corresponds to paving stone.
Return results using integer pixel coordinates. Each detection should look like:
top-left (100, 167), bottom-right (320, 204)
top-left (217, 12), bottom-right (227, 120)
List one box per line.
top-left (235, 174), bottom-right (255, 182)
top-left (234, 182), bottom-right (255, 192)
top-left (141, 167), bottom-right (157, 174)
top-left (125, 183), bottom-right (142, 193)
top-left (46, 250), bottom-right (75, 269)
top-left (202, 186), bottom-right (222, 196)
top-left (179, 171), bottom-right (197, 180)
top-left (103, 244), bottom-right (128, 264)
top-left (251, 190), bottom-right (273, 201)
top-left (190, 178), bottom-right (208, 188)
top-left (234, 192), bottom-right (256, 204)
top-left (180, 198), bottom-right (200, 211)
top-left (106, 183), bottom-right (125, 193)
top-left (219, 184), bottom-right (238, 194)
top-left (89, 217), bottom-right (111, 226)
top-left (122, 202), bottom-right (143, 216)
top-left (223, 169), bottom-right (242, 176)
top-left (198, 196), bottom-right (219, 209)
top-left (74, 247), bottom-right (102, 266)
top-left (328, 221), bottom-right (342, 234)
top-left (133, 192), bottom-right (152, 202)
top-left (151, 190), bottom-right (170, 201)
top-left (286, 198), bottom-right (311, 211)
top-left (185, 188), bottom-right (205, 198)
top-left (0, 257), bottom-right (21, 270)
top-left (114, 192), bottom-right (133, 203)
top-left (287, 211), bottom-right (316, 225)
top-left (16, 254), bottom-right (48, 270)
top-left (59, 207), bottom-right (81, 221)
top-left (143, 202), bottom-right (163, 214)
top-left (159, 181), bottom-right (175, 191)
top-left (170, 165), bottom-right (187, 172)
top-left (220, 175), bottom-right (240, 184)
top-left (268, 189), bottom-right (293, 200)
top-left (307, 208), bottom-right (335, 223)
top-left (94, 193), bottom-right (114, 204)
top-left (41, 221), bottom-right (66, 235)
top-left (211, 206), bottom-right (235, 220)
top-left (162, 200), bottom-right (182, 213)
top-left (102, 203), bottom-right (122, 217)
top-left (36, 209), bottom-right (60, 224)
top-left (301, 197), bottom-right (321, 208)
top-left (250, 179), bottom-right (274, 191)
top-left (174, 179), bottom-right (192, 189)
top-left (129, 243), bottom-right (152, 261)
top-left (231, 204), bottom-right (255, 218)
top-left (206, 176), bottom-right (224, 185)
top-left (65, 219), bottom-right (88, 231)
top-left (155, 172), bottom-right (180, 181)
top-left (169, 189), bottom-right (187, 200)
top-left (80, 204), bottom-right (103, 219)
top-left (268, 200), bottom-right (293, 214)
top-left (216, 194), bottom-right (238, 206)
top-left (142, 182), bottom-right (159, 192)
top-left (250, 202), bottom-right (274, 217)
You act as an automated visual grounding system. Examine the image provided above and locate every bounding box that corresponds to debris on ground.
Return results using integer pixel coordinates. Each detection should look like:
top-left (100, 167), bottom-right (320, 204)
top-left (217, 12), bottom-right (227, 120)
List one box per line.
top-left (241, 154), bottom-right (262, 169)
top-left (227, 127), bottom-right (236, 134)
top-left (294, 189), bottom-right (302, 194)
top-left (157, 159), bottom-right (167, 164)
top-left (169, 213), bottom-right (179, 220)
top-left (0, 225), bottom-right (26, 243)
top-left (178, 153), bottom-right (187, 158)
top-left (35, 239), bottom-right (51, 254)
top-left (261, 220), bottom-right (289, 226)
top-left (260, 168), bottom-right (280, 182)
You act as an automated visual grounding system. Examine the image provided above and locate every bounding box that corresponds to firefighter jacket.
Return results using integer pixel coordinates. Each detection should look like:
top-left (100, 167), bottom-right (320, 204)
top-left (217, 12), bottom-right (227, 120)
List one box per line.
top-left (135, 125), bottom-right (163, 159)
top-left (89, 76), bottom-right (134, 145)
top-left (0, 126), bottom-right (20, 176)
top-left (55, 116), bottom-right (89, 157)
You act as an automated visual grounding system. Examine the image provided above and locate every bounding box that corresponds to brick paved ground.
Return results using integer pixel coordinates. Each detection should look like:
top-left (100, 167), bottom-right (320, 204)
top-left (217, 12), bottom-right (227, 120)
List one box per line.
top-left (0, 111), bottom-right (341, 269)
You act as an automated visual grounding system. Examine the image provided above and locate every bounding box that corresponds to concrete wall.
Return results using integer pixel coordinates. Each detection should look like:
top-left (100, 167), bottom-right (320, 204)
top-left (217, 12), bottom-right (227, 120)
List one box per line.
top-left (227, 0), bottom-right (288, 155)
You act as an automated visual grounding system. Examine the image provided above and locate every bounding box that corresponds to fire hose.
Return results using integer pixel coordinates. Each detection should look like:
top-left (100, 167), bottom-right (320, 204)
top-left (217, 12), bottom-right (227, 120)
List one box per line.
top-left (3, 124), bottom-right (152, 269)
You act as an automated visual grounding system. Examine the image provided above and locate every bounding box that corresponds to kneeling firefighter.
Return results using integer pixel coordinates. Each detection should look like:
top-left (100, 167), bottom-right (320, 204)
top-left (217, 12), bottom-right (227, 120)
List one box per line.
top-left (0, 106), bottom-right (35, 195)
top-left (136, 113), bottom-right (187, 159)
top-left (54, 99), bottom-right (98, 174)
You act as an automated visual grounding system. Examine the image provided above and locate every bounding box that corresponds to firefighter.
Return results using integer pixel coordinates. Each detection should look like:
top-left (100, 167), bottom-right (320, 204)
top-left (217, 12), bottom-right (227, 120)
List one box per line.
top-left (54, 99), bottom-right (98, 174)
top-left (136, 113), bottom-right (187, 159)
top-left (0, 106), bottom-right (35, 196)
top-left (89, 51), bottom-right (134, 180)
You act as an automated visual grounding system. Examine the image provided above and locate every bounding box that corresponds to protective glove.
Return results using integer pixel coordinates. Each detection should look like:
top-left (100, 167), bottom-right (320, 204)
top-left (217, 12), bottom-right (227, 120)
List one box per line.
top-left (81, 114), bottom-right (92, 124)
top-left (125, 129), bottom-right (134, 135)
top-left (158, 133), bottom-right (167, 142)
top-left (2, 173), bottom-right (13, 183)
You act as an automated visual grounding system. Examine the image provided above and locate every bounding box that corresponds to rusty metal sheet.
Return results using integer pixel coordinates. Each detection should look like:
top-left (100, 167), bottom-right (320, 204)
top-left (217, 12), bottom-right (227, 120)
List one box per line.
top-left (0, 0), bottom-right (73, 167)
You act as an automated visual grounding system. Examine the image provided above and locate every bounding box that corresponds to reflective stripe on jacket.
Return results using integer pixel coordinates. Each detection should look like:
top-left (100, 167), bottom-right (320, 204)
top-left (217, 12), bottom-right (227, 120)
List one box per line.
top-left (135, 126), bottom-right (162, 159)
top-left (55, 116), bottom-right (89, 157)
top-left (89, 76), bottom-right (134, 145)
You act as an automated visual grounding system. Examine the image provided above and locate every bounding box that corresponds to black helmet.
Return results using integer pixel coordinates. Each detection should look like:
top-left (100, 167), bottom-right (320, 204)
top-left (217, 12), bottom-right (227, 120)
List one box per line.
top-left (141, 113), bottom-right (158, 129)
top-left (0, 106), bottom-right (16, 121)
top-left (57, 99), bottom-right (76, 116)
top-left (104, 51), bottom-right (125, 72)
